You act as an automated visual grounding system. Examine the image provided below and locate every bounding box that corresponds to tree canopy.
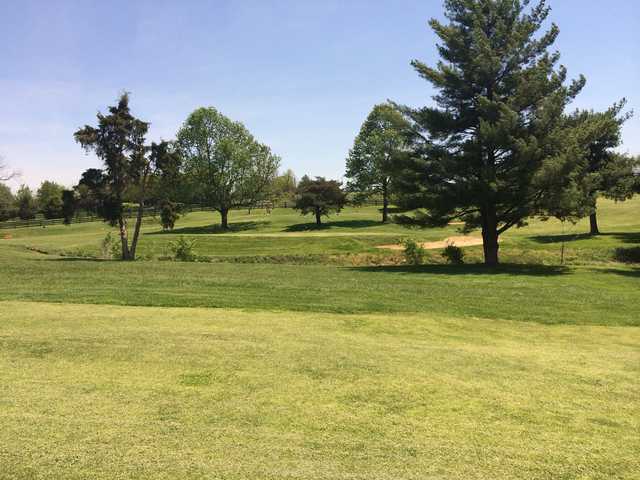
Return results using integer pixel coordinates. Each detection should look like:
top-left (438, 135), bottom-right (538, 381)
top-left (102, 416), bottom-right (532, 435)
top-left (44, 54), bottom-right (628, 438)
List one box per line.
top-left (36, 181), bottom-right (64, 219)
top-left (294, 176), bottom-right (347, 226)
top-left (346, 103), bottom-right (409, 222)
top-left (177, 107), bottom-right (280, 229)
top-left (394, 0), bottom-right (585, 265)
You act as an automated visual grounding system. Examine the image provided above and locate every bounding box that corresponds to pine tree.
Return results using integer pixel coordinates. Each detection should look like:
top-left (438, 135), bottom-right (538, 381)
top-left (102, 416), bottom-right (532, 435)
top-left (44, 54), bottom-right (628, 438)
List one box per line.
top-left (395, 0), bottom-right (585, 265)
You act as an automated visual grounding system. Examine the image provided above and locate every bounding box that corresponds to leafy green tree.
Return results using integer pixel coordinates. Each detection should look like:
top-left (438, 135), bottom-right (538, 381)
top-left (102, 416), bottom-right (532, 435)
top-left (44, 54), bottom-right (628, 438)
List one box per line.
top-left (394, 0), bottom-right (585, 265)
top-left (36, 180), bottom-right (64, 219)
top-left (564, 103), bottom-right (635, 234)
top-left (74, 93), bottom-right (176, 260)
top-left (346, 103), bottom-right (408, 222)
top-left (177, 107), bottom-right (280, 229)
top-left (62, 190), bottom-right (77, 225)
top-left (15, 185), bottom-right (37, 220)
top-left (269, 169), bottom-right (298, 207)
top-left (294, 176), bottom-right (347, 226)
top-left (160, 200), bottom-right (180, 231)
top-left (0, 183), bottom-right (15, 221)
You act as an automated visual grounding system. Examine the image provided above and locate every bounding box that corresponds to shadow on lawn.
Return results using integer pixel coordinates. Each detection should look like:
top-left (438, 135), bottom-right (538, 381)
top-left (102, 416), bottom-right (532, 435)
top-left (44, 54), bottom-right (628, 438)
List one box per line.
top-left (532, 232), bottom-right (640, 245)
top-left (285, 219), bottom-right (382, 232)
top-left (599, 267), bottom-right (640, 278)
top-left (147, 221), bottom-right (269, 235)
top-left (351, 263), bottom-right (570, 276)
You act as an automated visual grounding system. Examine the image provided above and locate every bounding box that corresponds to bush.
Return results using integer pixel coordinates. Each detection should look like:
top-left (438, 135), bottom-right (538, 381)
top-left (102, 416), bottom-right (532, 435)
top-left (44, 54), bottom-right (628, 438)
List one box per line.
top-left (403, 238), bottom-right (426, 265)
top-left (100, 232), bottom-right (121, 259)
top-left (170, 236), bottom-right (197, 262)
top-left (442, 243), bottom-right (464, 264)
top-left (614, 247), bottom-right (640, 264)
top-left (160, 200), bottom-right (180, 231)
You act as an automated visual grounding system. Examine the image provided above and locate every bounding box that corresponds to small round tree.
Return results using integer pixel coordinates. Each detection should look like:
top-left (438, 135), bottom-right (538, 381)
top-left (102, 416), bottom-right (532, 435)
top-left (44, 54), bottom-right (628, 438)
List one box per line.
top-left (294, 176), bottom-right (347, 226)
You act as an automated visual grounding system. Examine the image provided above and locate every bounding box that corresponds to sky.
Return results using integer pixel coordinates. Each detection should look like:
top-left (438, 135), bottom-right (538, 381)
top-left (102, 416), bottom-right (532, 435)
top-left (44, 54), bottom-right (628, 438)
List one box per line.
top-left (1, 0), bottom-right (638, 191)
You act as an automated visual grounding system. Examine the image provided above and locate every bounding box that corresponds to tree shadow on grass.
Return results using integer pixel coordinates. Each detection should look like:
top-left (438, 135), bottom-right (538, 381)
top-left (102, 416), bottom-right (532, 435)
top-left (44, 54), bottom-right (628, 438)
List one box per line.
top-left (350, 263), bottom-right (570, 276)
top-left (532, 232), bottom-right (640, 245)
top-left (285, 219), bottom-right (382, 232)
top-left (598, 267), bottom-right (640, 278)
top-left (147, 221), bottom-right (269, 235)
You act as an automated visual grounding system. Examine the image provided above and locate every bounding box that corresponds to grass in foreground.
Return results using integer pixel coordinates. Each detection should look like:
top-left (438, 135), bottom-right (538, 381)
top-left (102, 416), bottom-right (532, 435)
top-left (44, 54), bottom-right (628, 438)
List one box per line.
top-left (1, 301), bottom-right (638, 479)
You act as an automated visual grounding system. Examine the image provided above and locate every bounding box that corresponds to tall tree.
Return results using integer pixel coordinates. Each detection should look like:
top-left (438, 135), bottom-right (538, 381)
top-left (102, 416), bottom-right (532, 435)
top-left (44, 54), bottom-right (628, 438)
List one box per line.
top-left (0, 183), bottom-right (15, 221)
top-left (14, 185), bottom-right (37, 220)
top-left (177, 107), bottom-right (280, 229)
top-left (74, 93), bottom-right (175, 260)
top-left (36, 180), bottom-right (64, 219)
top-left (395, 0), bottom-right (585, 265)
top-left (346, 103), bottom-right (408, 222)
top-left (61, 190), bottom-right (77, 225)
top-left (564, 102), bottom-right (635, 234)
top-left (294, 176), bottom-right (347, 226)
top-left (269, 169), bottom-right (298, 207)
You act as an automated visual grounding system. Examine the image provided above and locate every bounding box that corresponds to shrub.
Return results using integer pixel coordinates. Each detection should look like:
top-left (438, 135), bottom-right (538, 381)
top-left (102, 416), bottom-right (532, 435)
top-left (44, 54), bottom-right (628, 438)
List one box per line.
top-left (170, 236), bottom-right (197, 262)
top-left (442, 243), bottom-right (464, 264)
top-left (614, 247), bottom-right (640, 264)
top-left (160, 200), bottom-right (180, 231)
top-left (403, 238), bottom-right (426, 265)
top-left (100, 232), bottom-right (121, 259)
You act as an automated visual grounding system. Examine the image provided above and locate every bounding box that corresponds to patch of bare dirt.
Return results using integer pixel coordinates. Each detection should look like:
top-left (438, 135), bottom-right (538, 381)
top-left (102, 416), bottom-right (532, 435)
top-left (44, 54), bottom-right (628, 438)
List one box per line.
top-left (377, 236), bottom-right (486, 251)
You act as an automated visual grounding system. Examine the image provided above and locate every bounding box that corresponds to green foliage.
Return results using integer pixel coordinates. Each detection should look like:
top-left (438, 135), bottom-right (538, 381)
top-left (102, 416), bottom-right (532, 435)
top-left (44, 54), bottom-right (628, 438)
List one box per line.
top-left (36, 180), bottom-right (64, 219)
top-left (74, 93), bottom-right (177, 260)
top-left (346, 103), bottom-right (409, 222)
top-left (100, 232), bottom-right (121, 259)
top-left (395, 0), bottom-right (586, 265)
top-left (269, 169), bottom-right (297, 206)
top-left (14, 185), bottom-right (37, 220)
top-left (441, 243), bottom-right (464, 265)
top-left (402, 238), bottom-right (425, 265)
top-left (170, 236), bottom-right (197, 262)
top-left (160, 200), bottom-right (180, 231)
top-left (294, 176), bottom-right (347, 225)
top-left (0, 183), bottom-right (15, 221)
top-left (61, 190), bottom-right (77, 225)
top-left (177, 107), bottom-right (280, 228)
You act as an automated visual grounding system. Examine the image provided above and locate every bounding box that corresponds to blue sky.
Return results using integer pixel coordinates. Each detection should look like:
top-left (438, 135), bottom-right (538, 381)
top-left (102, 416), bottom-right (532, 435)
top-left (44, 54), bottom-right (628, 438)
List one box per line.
top-left (1, 0), bottom-right (638, 190)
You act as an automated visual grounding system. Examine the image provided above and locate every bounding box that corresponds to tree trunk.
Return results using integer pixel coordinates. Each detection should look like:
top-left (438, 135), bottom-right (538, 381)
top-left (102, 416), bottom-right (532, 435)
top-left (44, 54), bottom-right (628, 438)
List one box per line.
top-left (129, 202), bottom-right (145, 261)
top-left (315, 208), bottom-right (322, 226)
top-left (118, 217), bottom-right (130, 261)
top-left (589, 212), bottom-right (600, 235)
top-left (481, 208), bottom-right (499, 266)
top-left (382, 181), bottom-right (389, 223)
top-left (220, 208), bottom-right (229, 230)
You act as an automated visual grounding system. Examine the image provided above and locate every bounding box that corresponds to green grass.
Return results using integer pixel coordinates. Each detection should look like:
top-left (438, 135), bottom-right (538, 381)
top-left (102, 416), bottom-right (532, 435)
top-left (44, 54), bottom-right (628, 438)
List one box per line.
top-left (1, 301), bottom-right (638, 479)
top-left (2, 198), bottom-right (638, 264)
top-left (0, 198), bottom-right (638, 478)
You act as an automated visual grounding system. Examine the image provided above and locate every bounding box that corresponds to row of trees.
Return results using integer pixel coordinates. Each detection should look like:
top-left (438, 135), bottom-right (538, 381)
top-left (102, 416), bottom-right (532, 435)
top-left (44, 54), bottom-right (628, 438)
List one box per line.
top-left (69, 96), bottom-right (344, 260)
top-left (0, 181), bottom-right (71, 221)
top-left (345, 0), bottom-right (639, 265)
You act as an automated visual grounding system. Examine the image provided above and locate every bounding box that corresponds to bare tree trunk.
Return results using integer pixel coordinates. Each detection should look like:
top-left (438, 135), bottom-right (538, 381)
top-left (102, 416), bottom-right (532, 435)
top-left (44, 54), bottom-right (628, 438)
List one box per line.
top-left (221, 208), bottom-right (229, 229)
top-left (382, 180), bottom-right (389, 223)
top-left (589, 212), bottom-right (600, 235)
top-left (481, 208), bottom-right (499, 266)
top-left (118, 217), bottom-right (130, 260)
top-left (315, 207), bottom-right (322, 226)
top-left (129, 202), bottom-right (145, 261)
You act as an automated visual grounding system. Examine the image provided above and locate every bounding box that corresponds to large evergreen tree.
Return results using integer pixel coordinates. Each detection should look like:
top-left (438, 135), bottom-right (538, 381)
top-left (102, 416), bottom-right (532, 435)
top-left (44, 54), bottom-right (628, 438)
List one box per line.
top-left (345, 103), bottom-right (409, 222)
top-left (395, 0), bottom-right (585, 265)
top-left (75, 93), bottom-right (176, 260)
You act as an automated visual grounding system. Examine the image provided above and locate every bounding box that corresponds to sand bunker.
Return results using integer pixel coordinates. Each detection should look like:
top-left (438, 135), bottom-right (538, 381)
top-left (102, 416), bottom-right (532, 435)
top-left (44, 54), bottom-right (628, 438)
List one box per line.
top-left (377, 236), bottom-right (486, 251)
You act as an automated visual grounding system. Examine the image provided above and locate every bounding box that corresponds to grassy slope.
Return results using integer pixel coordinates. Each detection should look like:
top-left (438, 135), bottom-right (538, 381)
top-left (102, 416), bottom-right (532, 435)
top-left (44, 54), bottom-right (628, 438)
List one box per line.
top-left (2, 198), bottom-right (638, 264)
top-left (1, 301), bottom-right (638, 480)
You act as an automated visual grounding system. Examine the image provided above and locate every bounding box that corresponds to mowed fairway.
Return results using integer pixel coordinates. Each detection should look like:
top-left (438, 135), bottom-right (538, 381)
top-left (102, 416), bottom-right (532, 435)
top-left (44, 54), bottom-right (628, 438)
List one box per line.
top-left (1, 302), bottom-right (639, 479)
top-left (0, 199), bottom-right (639, 479)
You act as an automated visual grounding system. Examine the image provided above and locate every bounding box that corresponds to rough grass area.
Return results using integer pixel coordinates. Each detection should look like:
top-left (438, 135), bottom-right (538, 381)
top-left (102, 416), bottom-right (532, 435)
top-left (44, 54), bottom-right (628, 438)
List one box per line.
top-left (1, 301), bottom-right (638, 480)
